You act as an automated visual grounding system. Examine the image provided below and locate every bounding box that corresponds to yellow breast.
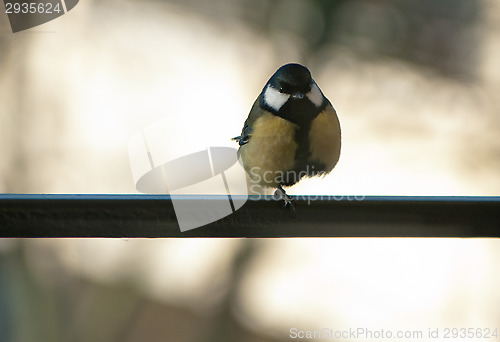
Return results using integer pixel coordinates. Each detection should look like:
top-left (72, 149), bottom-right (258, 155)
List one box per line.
top-left (308, 105), bottom-right (342, 173)
top-left (239, 112), bottom-right (298, 188)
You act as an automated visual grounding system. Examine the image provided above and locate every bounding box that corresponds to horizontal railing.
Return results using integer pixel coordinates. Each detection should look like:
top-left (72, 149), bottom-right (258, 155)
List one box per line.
top-left (0, 194), bottom-right (499, 237)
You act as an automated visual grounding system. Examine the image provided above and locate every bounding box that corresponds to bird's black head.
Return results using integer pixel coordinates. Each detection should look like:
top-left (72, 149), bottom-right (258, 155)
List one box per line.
top-left (260, 63), bottom-right (326, 122)
top-left (270, 63), bottom-right (312, 97)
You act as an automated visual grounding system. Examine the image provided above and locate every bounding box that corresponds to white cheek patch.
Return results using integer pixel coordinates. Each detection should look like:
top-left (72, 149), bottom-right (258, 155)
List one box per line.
top-left (264, 85), bottom-right (290, 112)
top-left (307, 82), bottom-right (324, 108)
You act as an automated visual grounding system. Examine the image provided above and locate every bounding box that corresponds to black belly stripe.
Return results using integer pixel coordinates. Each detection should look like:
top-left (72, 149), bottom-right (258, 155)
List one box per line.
top-left (259, 98), bottom-right (329, 186)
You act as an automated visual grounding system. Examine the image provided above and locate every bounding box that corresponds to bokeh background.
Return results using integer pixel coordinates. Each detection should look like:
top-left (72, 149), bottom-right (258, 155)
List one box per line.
top-left (1, 0), bottom-right (500, 341)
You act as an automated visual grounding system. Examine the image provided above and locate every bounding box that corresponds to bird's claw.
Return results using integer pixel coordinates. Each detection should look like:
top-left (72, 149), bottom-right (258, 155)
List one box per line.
top-left (274, 186), bottom-right (295, 210)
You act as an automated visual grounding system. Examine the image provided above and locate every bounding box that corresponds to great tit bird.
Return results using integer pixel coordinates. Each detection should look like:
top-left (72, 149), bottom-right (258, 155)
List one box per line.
top-left (233, 63), bottom-right (341, 206)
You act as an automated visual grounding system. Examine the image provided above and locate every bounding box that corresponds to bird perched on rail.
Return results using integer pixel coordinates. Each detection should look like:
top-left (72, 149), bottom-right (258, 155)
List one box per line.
top-left (232, 63), bottom-right (341, 207)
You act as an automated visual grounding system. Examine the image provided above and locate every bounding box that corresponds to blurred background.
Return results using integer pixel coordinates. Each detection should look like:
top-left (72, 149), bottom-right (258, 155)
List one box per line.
top-left (1, 0), bottom-right (500, 341)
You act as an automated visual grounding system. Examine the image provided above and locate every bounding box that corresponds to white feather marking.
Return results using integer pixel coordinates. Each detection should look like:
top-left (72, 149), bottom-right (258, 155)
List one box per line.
top-left (307, 82), bottom-right (324, 108)
top-left (263, 85), bottom-right (290, 111)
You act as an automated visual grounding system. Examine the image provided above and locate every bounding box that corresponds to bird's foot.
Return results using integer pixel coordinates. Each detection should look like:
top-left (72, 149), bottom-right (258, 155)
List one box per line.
top-left (274, 186), bottom-right (295, 210)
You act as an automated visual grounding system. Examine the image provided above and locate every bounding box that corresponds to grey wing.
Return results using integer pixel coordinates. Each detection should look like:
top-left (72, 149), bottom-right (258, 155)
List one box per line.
top-left (232, 97), bottom-right (262, 146)
top-left (232, 119), bottom-right (252, 146)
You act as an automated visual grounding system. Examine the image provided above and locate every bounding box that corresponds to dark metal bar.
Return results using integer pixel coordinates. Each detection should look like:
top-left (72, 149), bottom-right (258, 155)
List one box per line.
top-left (0, 194), bottom-right (499, 237)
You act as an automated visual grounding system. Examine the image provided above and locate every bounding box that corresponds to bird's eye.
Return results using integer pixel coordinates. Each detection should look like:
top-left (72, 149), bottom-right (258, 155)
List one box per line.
top-left (278, 87), bottom-right (284, 93)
